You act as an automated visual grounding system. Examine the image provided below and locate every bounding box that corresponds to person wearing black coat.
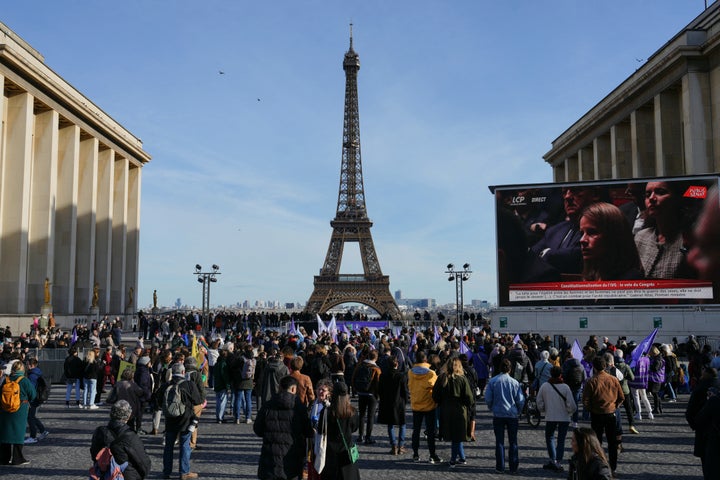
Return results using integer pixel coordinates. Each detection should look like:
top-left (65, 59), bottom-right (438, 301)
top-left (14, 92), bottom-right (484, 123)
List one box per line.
top-left (377, 357), bottom-right (408, 455)
top-left (64, 347), bottom-right (85, 408)
top-left (686, 367), bottom-right (720, 475)
top-left (133, 357), bottom-right (154, 433)
top-left (253, 375), bottom-right (312, 480)
top-left (90, 400), bottom-right (151, 480)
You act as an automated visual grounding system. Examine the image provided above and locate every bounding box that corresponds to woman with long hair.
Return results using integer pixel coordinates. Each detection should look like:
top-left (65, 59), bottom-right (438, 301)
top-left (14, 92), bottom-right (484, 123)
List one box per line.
top-left (318, 382), bottom-right (360, 480)
top-left (635, 180), bottom-right (697, 279)
top-left (579, 202), bottom-right (642, 281)
top-left (83, 349), bottom-right (101, 409)
top-left (432, 357), bottom-right (474, 467)
top-left (568, 427), bottom-right (612, 479)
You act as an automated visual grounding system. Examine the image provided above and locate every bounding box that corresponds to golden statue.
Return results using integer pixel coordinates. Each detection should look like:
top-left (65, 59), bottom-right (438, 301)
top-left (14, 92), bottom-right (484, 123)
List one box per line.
top-left (44, 278), bottom-right (51, 305)
top-left (127, 287), bottom-right (134, 309)
top-left (153, 289), bottom-right (158, 309)
top-left (92, 282), bottom-right (99, 308)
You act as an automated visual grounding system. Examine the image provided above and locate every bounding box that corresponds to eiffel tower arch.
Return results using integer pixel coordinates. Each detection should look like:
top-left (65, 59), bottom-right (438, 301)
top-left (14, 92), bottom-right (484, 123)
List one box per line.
top-left (305, 29), bottom-right (401, 319)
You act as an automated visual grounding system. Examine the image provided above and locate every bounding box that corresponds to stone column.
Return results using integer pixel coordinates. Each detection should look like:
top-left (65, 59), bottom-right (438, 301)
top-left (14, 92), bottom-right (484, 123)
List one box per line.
top-left (28, 110), bottom-right (59, 313)
top-left (54, 125), bottom-right (80, 313)
top-left (594, 134), bottom-right (612, 179)
top-left (566, 154), bottom-right (579, 181)
top-left (578, 146), bottom-right (594, 180)
top-left (95, 148), bottom-right (114, 312)
top-left (75, 138), bottom-right (98, 313)
top-left (0, 91), bottom-right (33, 313)
top-left (631, 105), bottom-right (656, 177)
top-left (125, 165), bottom-right (141, 315)
top-left (654, 88), bottom-right (682, 176)
top-left (611, 121), bottom-right (632, 179)
top-left (111, 156), bottom-right (129, 312)
top-left (682, 69), bottom-right (712, 174)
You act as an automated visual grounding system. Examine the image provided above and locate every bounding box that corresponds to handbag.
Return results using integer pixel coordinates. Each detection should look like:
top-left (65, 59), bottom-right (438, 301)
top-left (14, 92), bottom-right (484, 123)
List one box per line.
top-left (336, 416), bottom-right (359, 464)
top-left (313, 408), bottom-right (328, 473)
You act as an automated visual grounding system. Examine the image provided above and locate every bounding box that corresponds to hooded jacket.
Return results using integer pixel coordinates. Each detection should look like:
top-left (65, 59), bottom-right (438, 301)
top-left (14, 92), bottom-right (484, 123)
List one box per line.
top-left (407, 362), bottom-right (437, 412)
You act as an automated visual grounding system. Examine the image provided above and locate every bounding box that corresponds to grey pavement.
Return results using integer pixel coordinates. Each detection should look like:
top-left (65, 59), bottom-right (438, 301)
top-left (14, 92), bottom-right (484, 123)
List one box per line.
top-left (0, 384), bottom-right (705, 480)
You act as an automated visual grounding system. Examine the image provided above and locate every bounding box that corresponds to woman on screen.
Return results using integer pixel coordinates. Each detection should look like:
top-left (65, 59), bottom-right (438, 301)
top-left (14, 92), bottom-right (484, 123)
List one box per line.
top-left (579, 202), bottom-right (643, 282)
top-left (634, 181), bottom-right (694, 279)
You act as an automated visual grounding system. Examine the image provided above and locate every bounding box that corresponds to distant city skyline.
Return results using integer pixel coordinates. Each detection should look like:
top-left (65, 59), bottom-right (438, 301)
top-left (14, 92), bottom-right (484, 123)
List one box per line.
top-left (0, 2), bottom-right (708, 309)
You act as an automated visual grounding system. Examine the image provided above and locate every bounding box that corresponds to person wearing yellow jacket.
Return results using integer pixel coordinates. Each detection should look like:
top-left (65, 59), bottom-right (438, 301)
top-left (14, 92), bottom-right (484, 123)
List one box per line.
top-left (407, 351), bottom-right (441, 464)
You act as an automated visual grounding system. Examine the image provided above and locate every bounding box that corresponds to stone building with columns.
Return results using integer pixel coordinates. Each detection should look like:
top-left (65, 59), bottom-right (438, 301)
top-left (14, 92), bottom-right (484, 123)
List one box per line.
top-left (0, 23), bottom-right (150, 320)
top-left (492, 6), bottom-right (720, 343)
top-left (544, 5), bottom-right (720, 181)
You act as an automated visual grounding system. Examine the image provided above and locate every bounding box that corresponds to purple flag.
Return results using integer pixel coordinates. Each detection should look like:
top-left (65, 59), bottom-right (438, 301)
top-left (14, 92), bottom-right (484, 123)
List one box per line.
top-left (408, 331), bottom-right (417, 353)
top-left (630, 328), bottom-right (659, 368)
top-left (513, 334), bottom-right (521, 344)
top-left (434, 326), bottom-right (441, 343)
top-left (571, 339), bottom-right (583, 360)
top-left (71, 327), bottom-right (78, 345)
top-left (289, 319), bottom-right (296, 335)
top-left (460, 340), bottom-right (473, 360)
top-left (246, 330), bottom-right (252, 342)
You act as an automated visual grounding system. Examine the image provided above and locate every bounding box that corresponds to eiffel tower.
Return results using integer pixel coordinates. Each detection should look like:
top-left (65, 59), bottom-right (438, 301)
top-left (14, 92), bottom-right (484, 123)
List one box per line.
top-left (305, 29), bottom-right (400, 319)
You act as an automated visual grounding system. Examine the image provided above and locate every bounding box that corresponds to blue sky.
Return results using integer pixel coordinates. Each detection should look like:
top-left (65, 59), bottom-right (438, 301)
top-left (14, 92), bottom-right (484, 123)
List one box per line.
top-left (1, 1), bottom-right (710, 309)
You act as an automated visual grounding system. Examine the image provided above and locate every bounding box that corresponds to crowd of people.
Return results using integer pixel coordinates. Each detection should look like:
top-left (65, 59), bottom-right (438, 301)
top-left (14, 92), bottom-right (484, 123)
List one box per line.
top-left (2, 311), bottom-right (720, 480)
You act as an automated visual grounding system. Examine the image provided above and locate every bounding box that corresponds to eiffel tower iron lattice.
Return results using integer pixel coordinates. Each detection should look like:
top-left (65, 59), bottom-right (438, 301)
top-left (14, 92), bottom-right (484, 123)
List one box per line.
top-left (305, 30), bottom-right (400, 319)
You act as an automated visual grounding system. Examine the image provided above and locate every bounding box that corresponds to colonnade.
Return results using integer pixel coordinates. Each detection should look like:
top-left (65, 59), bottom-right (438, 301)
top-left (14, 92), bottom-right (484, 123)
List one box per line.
top-left (0, 24), bottom-right (150, 316)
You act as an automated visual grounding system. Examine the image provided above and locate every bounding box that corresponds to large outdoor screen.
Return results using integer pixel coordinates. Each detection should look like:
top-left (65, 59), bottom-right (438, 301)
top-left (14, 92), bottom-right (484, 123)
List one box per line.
top-left (492, 174), bottom-right (719, 307)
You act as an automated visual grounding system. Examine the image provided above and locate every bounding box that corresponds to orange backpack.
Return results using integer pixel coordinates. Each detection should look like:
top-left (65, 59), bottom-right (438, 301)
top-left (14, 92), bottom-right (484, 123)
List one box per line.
top-left (1, 375), bottom-right (24, 412)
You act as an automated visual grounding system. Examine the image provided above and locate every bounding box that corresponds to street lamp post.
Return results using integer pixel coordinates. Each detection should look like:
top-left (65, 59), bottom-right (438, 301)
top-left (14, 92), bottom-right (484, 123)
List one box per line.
top-left (194, 264), bottom-right (220, 331)
top-left (446, 263), bottom-right (471, 329)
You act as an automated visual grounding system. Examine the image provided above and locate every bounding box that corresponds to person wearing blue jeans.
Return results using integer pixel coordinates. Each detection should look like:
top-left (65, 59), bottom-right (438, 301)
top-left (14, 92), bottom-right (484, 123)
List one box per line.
top-left (237, 388), bottom-right (253, 423)
top-left (536, 366), bottom-right (576, 472)
top-left (486, 359), bottom-right (525, 473)
top-left (161, 362), bottom-right (203, 480)
top-left (492, 416), bottom-right (519, 472)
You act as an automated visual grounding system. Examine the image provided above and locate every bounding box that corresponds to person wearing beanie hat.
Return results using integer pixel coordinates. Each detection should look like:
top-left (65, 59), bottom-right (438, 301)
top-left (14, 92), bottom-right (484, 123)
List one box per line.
top-left (90, 399), bottom-right (152, 480)
top-left (159, 361), bottom-right (202, 480)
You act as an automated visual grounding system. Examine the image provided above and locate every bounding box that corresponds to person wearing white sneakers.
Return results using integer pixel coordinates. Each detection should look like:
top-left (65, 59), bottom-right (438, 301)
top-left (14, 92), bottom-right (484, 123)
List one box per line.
top-left (628, 352), bottom-right (653, 422)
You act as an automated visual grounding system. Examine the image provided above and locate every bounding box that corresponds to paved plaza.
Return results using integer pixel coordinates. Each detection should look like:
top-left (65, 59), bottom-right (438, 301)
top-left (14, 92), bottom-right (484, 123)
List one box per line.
top-left (0, 383), bottom-right (705, 480)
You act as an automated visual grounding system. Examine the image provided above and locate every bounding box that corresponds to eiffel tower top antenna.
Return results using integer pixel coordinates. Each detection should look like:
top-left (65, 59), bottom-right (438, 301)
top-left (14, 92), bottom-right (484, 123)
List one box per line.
top-left (349, 22), bottom-right (353, 50)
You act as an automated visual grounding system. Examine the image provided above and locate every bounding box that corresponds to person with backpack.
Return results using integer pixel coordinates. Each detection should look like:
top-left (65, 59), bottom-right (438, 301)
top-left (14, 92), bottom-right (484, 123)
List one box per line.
top-left (184, 356), bottom-right (206, 450)
top-left (351, 349), bottom-right (382, 445)
top-left (90, 400), bottom-right (151, 480)
top-left (231, 345), bottom-right (257, 424)
top-left (24, 357), bottom-right (49, 444)
top-left (159, 362), bottom-right (203, 480)
top-left (0, 359), bottom-right (36, 465)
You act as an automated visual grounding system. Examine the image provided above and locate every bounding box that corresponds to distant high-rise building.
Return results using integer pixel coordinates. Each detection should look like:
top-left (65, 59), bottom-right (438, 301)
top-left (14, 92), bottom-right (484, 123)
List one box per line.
top-left (395, 290), bottom-right (402, 300)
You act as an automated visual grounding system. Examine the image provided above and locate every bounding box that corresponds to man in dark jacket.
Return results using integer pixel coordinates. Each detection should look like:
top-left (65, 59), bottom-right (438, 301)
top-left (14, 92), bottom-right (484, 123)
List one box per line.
top-left (90, 400), bottom-right (151, 480)
top-left (253, 375), bottom-right (312, 480)
top-left (159, 363), bottom-right (203, 480)
top-left (63, 347), bottom-right (84, 408)
top-left (184, 357), bottom-right (206, 450)
top-left (258, 348), bottom-right (289, 411)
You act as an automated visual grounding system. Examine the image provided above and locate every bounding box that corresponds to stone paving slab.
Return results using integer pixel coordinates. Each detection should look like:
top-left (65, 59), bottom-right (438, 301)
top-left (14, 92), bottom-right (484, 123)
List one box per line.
top-left (0, 387), bottom-right (704, 480)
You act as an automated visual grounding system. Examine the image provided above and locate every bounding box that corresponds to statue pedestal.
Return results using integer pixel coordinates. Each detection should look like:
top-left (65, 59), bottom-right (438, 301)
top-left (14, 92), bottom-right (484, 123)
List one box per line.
top-left (41, 303), bottom-right (53, 317)
top-left (88, 306), bottom-right (100, 323)
top-left (151, 307), bottom-right (159, 315)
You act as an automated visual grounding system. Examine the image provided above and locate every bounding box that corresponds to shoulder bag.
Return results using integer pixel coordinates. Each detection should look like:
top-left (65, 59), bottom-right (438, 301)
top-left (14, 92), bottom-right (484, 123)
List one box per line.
top-left (336, 416), bottom-right (359, 464)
